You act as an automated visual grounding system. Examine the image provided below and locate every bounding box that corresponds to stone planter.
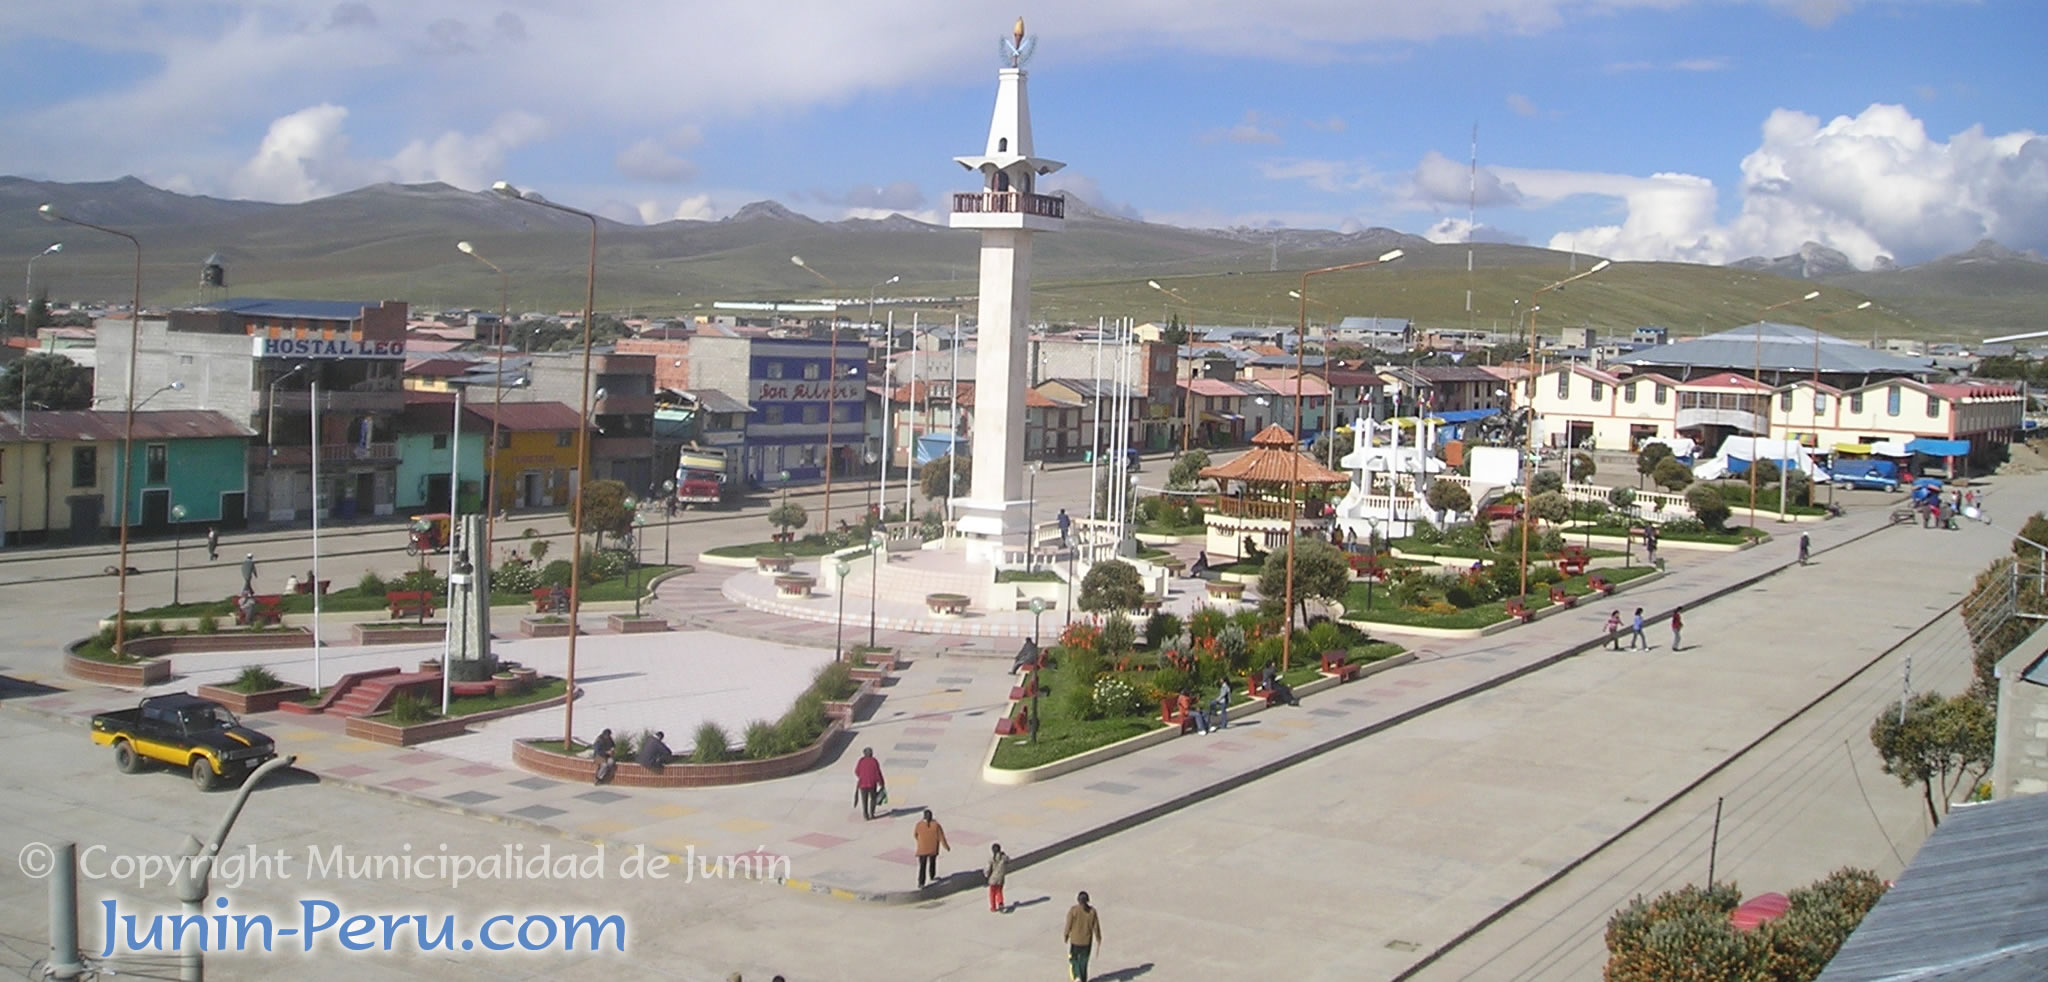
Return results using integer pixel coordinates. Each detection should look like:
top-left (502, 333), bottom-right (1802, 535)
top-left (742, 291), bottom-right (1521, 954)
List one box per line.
top-left (342, 683), bottom-right (577, 747)
top-left (195, 682), bottom-right (312, 715)
top-left (606, 613), bottom-right (671, 634)
top-left (1206, 581), bottom-right (1246, 602)
top-left (519, 616), bottom-right (576, 638)
top-left (349, 623), bottom-right (445, 646)
top-left (510, 667), bottom-right (538, 686)
top-left (492, 673), bottom-right (522, 697)
top-left (756, 555), bottom-right (796, 575)
top-left (64, 648), bottom-right (172, 686)
top-left (925, 592), bottom-right (972, 617)
top-left (512, 718), bottom-right (844, 788)
top-left (417, 659), bottom-right (445, 675)
top-left (774, 574), bottom-right (816, 599)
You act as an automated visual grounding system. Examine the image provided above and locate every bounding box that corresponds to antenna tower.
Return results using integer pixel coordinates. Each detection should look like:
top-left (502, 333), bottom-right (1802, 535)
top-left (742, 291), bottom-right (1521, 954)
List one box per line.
top-left (1466, 124), bottom-right (1478, 333)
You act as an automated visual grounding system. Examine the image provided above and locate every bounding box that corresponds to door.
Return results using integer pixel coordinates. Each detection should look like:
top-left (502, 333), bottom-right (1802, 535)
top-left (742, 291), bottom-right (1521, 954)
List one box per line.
top-left (68, 496), bottom-right (102, 544)
top-left (141, 489), bottom-right (170, 530)
top-left (219, 492), bottom-right (246, 529)
top-left (355, 473), bottom-right (375, 518)
top-left (424, 473), bottom-right (451, 511)
top-left (521, 472), bottom-right (541, 508)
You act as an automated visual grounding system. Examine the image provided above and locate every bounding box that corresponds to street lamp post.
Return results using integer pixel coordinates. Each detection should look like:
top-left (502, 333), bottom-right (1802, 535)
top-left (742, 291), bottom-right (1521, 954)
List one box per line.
top-left (1025, 461), bottom-right (1042, 571)
top-left (169, 504), bottom-right (187, 606)
top-left (661, 479), bottom-right (676, 566)
top-left (868, 530), bottom-right (884, 649)
top-left (1751, 290), bottom-right (1822, 529)
top-left (632, 511), bottom-right (646, 618)
top-left (1284, 249), bottom-right (1404, 672)
top-left (1028, 596), bottom-right (1048, 743)
top-left (38, 204), bottom-right (143, 655)
top-left (493, 181), bottom-right (599, 752)
top-left (457, 240), bottom-right (511, 560)
top-left (1517, 260), bottom-right (1612, 601)
top-left (834, 558), bottom-right (852, 663)
top-left (14, 243), bottom-right (62, 545)
top-left (1812, 301), bottom-right (1874, 514)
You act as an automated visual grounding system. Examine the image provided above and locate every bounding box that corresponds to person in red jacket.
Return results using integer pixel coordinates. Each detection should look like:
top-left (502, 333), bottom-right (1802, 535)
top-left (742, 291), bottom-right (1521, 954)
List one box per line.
top-left (1671, 605), bottom-right (1685, 651)
top-left (854, 747), bottom-right (885, 820)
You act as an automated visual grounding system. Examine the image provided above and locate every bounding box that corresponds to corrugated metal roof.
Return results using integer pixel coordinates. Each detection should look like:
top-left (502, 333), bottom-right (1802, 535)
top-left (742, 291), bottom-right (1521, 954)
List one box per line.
top-left (464, 401), bottom-right (587, 432)
top-left (0, 409), bottom-right (252, 441)
top-left (685, 388), bottom-right (753, 414)
top-left (1815, 793), bottom-right (2048, 982)
top-left (191, 297), bottom-right (383, 320)
top-left (1611, 321), bottom-right (1931, 376)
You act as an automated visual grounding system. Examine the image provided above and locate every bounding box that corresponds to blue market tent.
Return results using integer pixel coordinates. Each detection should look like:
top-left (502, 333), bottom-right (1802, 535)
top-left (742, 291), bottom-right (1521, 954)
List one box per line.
top-left (1427, 407), bottom-right (1500, 443)
top-left (914, 434), bottom-right (967, 465)
top-left (1905, 438), bottom-right (1970, 457)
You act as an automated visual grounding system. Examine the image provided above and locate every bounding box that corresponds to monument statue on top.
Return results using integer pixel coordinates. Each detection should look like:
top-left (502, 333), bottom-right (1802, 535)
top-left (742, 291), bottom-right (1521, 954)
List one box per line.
top-left (949, 17), bottom-right (1065, 565)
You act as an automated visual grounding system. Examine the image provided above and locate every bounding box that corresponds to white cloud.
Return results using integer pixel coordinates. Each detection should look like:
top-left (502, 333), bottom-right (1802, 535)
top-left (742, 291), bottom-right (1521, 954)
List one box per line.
top-left (802, 181), bottom-right (927, 211)
top-left (1204, 110), bottom-right (1281, 145)
top-left (230, 104), bottom-right (544, 201)
top-left (1607, 56), bottom-right (1732, 73)
top-left (1257, 158), bottom-right (1384, 194)
top-left (1409, 150), bottom-right (1522, 207)
top-left (841, 206), bottom-right (943, 224)
top-left (1425, 217), bottom-right (1527, 245)
top-left (1044, 173), bottom-right (1144, 220)
top-left (635, 195), bottom-right (720, 224)
top-left (1506, 93), bottom-right (1539, 118)
top-left (389, 112), bottom-right (547, 189)
top-left (615, 138), bottom-right (697, 183)
top-left (233, 103), bottom-right (357, 201)
top-left (1672, 56), bottom-right (1729, 72)
top-left (1305, 116), bottom-right (1347, 132)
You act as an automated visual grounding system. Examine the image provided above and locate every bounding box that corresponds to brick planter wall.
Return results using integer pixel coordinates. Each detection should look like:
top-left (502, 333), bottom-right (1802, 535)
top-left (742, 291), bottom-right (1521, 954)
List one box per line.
top-left (519, 617), bottom-right (577, 638)
top-left (512, 719), bottom-right (844, 788)
top-left (343, 685), bottom-right (578, 747)
top-left (350, 624), bottom-right (446, 645)
top-left (823, 680), bottom-right (876, 722)
top-left (195, 683), bottom-right (314, 714)
top-left (606, 614), bottom-right (671, 634)
top-left (63, 651), bottom-right (171, 686)
top-left (120, 630), bottom-right (316, 656)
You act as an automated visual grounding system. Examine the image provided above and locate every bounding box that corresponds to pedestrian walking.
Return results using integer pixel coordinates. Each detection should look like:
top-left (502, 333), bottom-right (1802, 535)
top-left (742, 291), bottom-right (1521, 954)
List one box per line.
top-left (1064, 891), bottom-right (1103, 982)
top-left (205, 526), bottom-right (219, 562)
top-left (913, 809), bottom-right (950, 888)
top-left (1671, 605), bottom-right (1684, 651)
top-left (240, 553), bottom-right (257, 594)
top-left (1630, 607), bottom-right (1648, 650)
top-left (853, 747), bottom-right (886, 820)
top-left (1057, 507), bottom-right (1071, 547)
top-left (590, 728), bottom-right (616, 784)
top-left (1644, 525), bottom-right (1659, 565)
top-left (1798, 531), bottom-right (1810, 565)
top-left (984, 843), bottom-right (1009, 913)
top-left (1210, 677), bottom-right (1230, 729)
top-left (1605, 610), bottom-right (1622, 650)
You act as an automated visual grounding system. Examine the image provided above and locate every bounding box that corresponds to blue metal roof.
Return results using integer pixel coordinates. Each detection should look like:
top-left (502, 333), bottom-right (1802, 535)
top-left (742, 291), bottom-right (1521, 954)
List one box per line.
top-left (200, 298), bottom-right (382, 320)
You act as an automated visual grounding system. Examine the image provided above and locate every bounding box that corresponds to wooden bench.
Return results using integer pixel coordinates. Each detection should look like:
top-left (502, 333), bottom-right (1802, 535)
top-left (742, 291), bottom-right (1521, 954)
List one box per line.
top-left (770, 531), bottom-right (796, 544)
top-left (1135, 596), bottom-right (1163, 616)
top-left (1549, 585), bottom-right (1578, 609)
top-left (1160, 696), bottom-right (1188, 728)
top-left (1557, 552), bottom-right (1590, 577)
top-left (1319, 650), bottom-right (1361, 682)
top-left (993, 706), bottom-right (1030, 735)
top-left (386, 590), bottom-right (436, 620)
top-left (1504, 598), bottom-right (1534, 623)
top-left (1008, 674), bottom-right (1038, 701)
top-left (1588, 574), bottom-right (1615, 596)
top-left (1244, 672), bottom-right (1272, 702)
top-left (1348, 554), bottom-right (1389, 580)
top-left (291, 579), bottom-right (331, 596)
top-left (531, 588), bottom-right (565, 613)
top-left (926, 593), bottom-right (971, 616)
top-left (1206, 581), bottom-right (1245, 602)
top-left (232, 594), bottom-right (285, 627)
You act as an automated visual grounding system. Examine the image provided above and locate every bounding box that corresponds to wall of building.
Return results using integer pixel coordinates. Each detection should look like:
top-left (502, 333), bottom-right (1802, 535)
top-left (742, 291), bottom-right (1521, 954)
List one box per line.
top-left (93, 317), bottom-right (261, 426)
top-left (395, 432), bottom-right (486, 511)
top-left (124, 436), bottom-right (248, 527)
top-left (490, 430), bottom-right (579, 511)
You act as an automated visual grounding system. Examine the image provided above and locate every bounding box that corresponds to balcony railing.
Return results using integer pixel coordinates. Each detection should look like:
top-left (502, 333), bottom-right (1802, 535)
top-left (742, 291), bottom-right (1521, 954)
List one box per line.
top-left (253, 443), bottom-right (399, 468)
top-left (1210, 496), bottom-right (1308, 520)
top-left (951, 191), bottom-right (1065, 219)
top-left (270, 390), bottom-right (404, 412)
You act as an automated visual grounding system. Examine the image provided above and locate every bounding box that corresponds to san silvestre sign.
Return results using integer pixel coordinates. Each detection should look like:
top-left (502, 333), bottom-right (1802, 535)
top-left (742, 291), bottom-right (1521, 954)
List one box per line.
top-left (750, 379), bottom-right (864, 402)
top-left (250, 336), bottom-right (407, 359)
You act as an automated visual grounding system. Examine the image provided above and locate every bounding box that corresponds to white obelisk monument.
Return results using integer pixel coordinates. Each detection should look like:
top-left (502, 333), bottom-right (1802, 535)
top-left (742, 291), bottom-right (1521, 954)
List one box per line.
top-left (950, 18), bottom-right (1064, 565)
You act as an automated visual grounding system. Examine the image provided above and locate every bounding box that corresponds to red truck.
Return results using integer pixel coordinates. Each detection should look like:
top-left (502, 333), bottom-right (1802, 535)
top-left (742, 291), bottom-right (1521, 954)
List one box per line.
top-left (674, 448), bottom-right (732, 509)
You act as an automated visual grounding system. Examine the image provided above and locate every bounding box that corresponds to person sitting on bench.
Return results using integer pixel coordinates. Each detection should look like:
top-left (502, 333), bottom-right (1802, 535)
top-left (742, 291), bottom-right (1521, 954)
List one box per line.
top-left (1177, 690), bottom-right (1210, 734)
top-left (1261, 666), bottom-right (1299, 708)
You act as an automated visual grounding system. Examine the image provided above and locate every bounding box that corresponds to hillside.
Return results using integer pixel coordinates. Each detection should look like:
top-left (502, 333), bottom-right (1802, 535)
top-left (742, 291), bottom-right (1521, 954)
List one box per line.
top-left (0, 176), bottom-right (2033, 341)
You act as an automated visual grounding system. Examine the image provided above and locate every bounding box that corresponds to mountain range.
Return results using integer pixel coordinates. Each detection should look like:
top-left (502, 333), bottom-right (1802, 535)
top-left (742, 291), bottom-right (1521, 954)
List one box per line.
top-left (3, 176), bottom-right (2043, 340)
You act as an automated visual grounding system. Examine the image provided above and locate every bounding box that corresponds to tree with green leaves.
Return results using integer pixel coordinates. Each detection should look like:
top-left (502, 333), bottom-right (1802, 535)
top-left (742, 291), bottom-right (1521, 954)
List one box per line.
top-left (0, 353), bottom-right (94, 410)
top-left (766, 499), bottom-right (809, 537)
top-left (579, 479), bottom-right (633, 545)
top-left (1636, 442), bottom-right (1673, 489)
top-left (1530, 469), bottom-right (1564, 495)
top-left (1167, 449), bottom-right (1211, 491)
top-left (1652, 456), bottom-right (1693, 492)
top-left (1870, 691), bottom-right (1994, 827)
top-left (1604, 869), bottom-right (1885, 982)
top-left (1568, 451), bottom-right (1596, 482)
top-left (1256, 537), bottom-right (1350, 624)
top-left (1608, 485), bottom-right (1637, 518)
top-left (920, 455), bottom-right (970, 501)
top-left (1530, 490), bottom-right (1572, 524)
top-left (1079, 559), bottom-right (1146, 613)
top-left (1424, 480), bottom-right (1471, 518)
top-left (1160, 314), bottom-right (1190, 345)
top-left (1685, 483), bottom-right (1730, 530)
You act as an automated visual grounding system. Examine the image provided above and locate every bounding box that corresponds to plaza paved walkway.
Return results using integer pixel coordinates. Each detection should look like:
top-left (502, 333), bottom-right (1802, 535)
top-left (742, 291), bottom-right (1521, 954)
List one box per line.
top-left (6, 496), bottom-right (1916, 906)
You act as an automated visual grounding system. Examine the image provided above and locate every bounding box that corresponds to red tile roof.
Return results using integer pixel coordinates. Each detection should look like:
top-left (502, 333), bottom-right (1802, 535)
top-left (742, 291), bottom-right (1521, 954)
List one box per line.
top-left (1685, 371), bottom-right (1773, 390)
top-left (1199, 425), bottom-right (1351, 486)
top-left (464, 401), bottom-right (588, 432)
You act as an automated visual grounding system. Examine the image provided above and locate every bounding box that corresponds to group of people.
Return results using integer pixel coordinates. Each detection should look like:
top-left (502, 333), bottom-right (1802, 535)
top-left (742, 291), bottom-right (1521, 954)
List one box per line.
top-left (1917, 487), bottom-right (1975, 530)
top-left (1604, 605), bottom-right (1685, 651)
top-left (586, 727), bottom-right (674, 784)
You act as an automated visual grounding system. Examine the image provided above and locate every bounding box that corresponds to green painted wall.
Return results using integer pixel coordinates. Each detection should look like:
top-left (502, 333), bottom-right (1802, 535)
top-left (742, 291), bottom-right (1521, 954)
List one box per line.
top-left (396, 432), bottom-right (487, 512)
top-left (123, 436), bottom-right (249, 524)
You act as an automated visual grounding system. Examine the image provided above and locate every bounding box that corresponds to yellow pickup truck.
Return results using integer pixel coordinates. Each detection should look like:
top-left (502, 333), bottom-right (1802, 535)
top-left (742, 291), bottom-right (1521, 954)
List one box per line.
top-left (90, 693), bottom-right (277, 791)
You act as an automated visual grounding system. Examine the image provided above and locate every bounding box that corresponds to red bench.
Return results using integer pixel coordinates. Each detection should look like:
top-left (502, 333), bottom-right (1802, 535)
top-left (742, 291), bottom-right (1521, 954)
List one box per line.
top-left (1320, 650), bottom-right (1361, 682)
top-left (1245, 671), bottom-right (1272, 702)
top-left (1008, 675), bottom-right (1038, 701)
top-left (1588, 574), bottom-right (1614, 595)
top-left (994, 706), bottom-right (1031, 735)
top-left (1549, 586), bottom-right (1577, 609)
top-left (1558, 548), bottom-right (1591, 577)
top-left (231, 594), bottom-right (285, 627)
top-left (1504, 598), bottom-right (1534, 623)
top-left (386, 590), bottom-right (437, 620)
top-left (1160, 696), bottom-right (1188, 727)
top-left (291, 579), bottom-right (331, 596)
top-left (531, 588), bottom-right (565, 613)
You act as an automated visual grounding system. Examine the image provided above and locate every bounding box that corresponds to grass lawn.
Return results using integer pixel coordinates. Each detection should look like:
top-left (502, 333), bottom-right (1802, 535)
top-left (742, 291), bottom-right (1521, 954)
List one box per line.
top-left (702, 538), bottom-right (851, 559)
top-left (528, 739), bottom-right (590, 755)
top-left (496, 566), bottom-right (683, 605)
top-left (1389, 538), bottom-right (1625, 562)
top-left (996, 569), bottom-right (1064, 583)
top-left (124, 567), bottom-right (683, 620)
top-left (72, 626), bottom-right (302, 663)
top-left (377, 678), bottom-right (568, 723)
top-left (1343, 566), bottom-right (1658, 630)
top-left (1576, 523), bottom-right (1768, 545)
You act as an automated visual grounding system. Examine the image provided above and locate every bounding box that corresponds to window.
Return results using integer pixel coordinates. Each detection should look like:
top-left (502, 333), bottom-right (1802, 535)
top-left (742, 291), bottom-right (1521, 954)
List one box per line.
top-left (1927, 394), bottom-right (1941, 418)
top-left (802, 362), bottom-right (821, 381)
top-left (766, 362), bottom-right (784, 380)
top-left (1780, 391), bottom-right (1793, 412)
top-left (764, 406), bottom-right (784, 425)
top-left (1654, 385), bottom-right (1668, 405)
top-left (497, 430), bottom-right (512, 449)
top-left (71, 447), bottom-right (96, 488)
top-left (431, 434), bottom-right (449, 450)
top-left (1556, 373), bottom-right (1570, 399)
top-left (1850, 392), bottom-right (1864, 414)
top-left (1591, 381), bottom-right (1604, 401)
top-left (144, 444), bottom-right (168, 483)
top-left (1624, 383), bottom-right (1637, 404)
top-left (832, 403), bottom-right (852, 423)
top-left (556, 431), bottom-right (574, 448)
top-left (803, 405), bottom-right (823, 424)
top-left (1887, 385), bottom-right (1901, 417)
top-left (1814, 393), bottom-right (1828, 414)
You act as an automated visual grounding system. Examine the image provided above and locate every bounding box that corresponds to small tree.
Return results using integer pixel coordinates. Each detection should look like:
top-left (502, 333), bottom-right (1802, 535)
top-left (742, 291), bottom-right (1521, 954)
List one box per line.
top-left (1167, 449), bottom-right (1211, 491)
top-left (0, 352), bottom-right (94, 410)
top-left (1099, 611), bottom-right (1137, 653)
top-left (1256, 538), bottom-right (1350, 624)
top-left (1652, 456), bottom-right (1693, 492)
top-left (767, 500), bottom-right (809, 536)
top-left (1529, 490), bottom-right (1571, 524)
top-left (1608, 485), bottom-right (1637, 519)
top-left (1751, 459), bottom-right (1781, 486)
top-left (1636, 443), bottom-right (1673, 489)
top-left (1530, 470), bottom-right (1564, 495)
top-left (1685, 483), bottom-right (1730, 530)
top-left (920, 455), bottom-right (970, 500)
top-left (1079, 559), bottom-right (1146, 613)
top-left (1568, 451), bottom-right (1596, 483)
top-left (579, 479), bottom-right (633, 545)
top-left (1870, 691), bottom-right (1995, 827)
top-left (1425, 480), bottom-right (1471, 518)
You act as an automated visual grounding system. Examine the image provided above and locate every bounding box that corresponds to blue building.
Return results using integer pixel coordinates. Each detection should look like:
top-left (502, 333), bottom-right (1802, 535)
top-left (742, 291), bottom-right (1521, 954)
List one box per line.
top-left (686, 335), bottom-right (865, 486)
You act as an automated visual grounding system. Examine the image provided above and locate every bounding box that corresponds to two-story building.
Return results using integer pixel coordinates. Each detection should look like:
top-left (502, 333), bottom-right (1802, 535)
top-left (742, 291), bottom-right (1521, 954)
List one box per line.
top-left (465, 401), bottom-right (590, 512)
top-left (396, 393), bottom-right (490, 513)
top-left (0, 410), bottom-right (250, 545)
top-left (1381, 365), bottom-right (1511, 417)
top-left (687, 335), bottom-right (866, 487)
top-left (512, 351), bottom-right (657, 494)
top-left (94, 298), bottom-right (409, 522)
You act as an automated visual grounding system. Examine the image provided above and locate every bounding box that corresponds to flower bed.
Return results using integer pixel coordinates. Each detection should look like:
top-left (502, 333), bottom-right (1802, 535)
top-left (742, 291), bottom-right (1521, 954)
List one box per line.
top-left (606, 613), bottom-right (671, 634)
top-left (350, 623), bottom-right (446, 645)
top-left (343, 679), bottom-right (573, 747)
top-left (513, 720), bottom-right (845, 788)
top-left (195, 682), bottom-right (313, 714)
top-left (1342, 566), bottom-right (1659, 632)
top-left (518, 616), bottom-right (577, 638)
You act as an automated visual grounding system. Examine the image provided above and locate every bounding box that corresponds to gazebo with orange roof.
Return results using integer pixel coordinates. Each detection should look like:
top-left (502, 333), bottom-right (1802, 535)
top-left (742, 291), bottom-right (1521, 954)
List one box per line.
top-left (1201, 424), bottom-right (1350, 490)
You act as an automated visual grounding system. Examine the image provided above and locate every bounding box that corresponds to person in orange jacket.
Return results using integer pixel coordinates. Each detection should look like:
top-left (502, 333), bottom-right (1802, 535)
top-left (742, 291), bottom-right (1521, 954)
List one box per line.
top-left (913, 809), bottom-right (951, 888)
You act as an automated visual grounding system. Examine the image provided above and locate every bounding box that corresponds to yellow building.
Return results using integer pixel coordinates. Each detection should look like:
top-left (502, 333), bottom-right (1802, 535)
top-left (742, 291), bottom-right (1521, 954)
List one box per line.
top-left (466, 402), bottom-right (589, 511)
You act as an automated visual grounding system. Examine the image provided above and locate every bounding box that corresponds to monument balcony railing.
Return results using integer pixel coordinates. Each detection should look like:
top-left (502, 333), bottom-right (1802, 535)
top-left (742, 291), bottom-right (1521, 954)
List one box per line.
top-left (951, 191), bottom-right (1066, 219)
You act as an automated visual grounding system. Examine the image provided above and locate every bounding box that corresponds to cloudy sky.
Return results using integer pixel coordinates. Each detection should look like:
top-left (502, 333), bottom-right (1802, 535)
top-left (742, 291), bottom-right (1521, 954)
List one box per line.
top-left (0, 0), bottom-right (2041, 267)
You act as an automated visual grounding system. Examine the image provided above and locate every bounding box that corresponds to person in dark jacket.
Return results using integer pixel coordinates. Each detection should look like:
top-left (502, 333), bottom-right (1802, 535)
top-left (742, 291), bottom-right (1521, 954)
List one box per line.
top-left (590, 729), bottom-right (616, 784)
top-left (637, 730), bottom-right (673, 769)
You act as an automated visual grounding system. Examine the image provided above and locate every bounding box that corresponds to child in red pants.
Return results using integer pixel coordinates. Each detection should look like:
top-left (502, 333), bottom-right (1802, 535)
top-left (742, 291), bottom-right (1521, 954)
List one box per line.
top-left (985, 844), bottom-right (1008, 912)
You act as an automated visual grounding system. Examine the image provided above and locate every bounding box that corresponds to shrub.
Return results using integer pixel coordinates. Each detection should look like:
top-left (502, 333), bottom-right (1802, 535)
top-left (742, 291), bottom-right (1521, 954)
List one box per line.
top-left (1091, 675), bottom-right (1145, 717)
top-left (1147, 665), bottom-right (1190, 702)
top-left (1569, 451), bottom-right (1596, 482)
top-left (1441, 522), bottom-right (1490, 549)
top-left (1144, 611), bottom-right (1183, 650)
top-left (1530, 470), bottom-right (1564, 495)
top-left (1079, 560), bottom-right (1146, 613)
top-left (1216, 624), bottom-right (1249, 669)
top-left (1531, 565), bottom-right (1564, 587)
top-left (231, 664), bottom-right (283, 692)
top-left (1188, 605), bottom-right (1228, 642)
top-left (1444, 583), bottom-right (1477, 608)
top-left (356, 571), bottom-right (389, 596)
top-left (775, 694), bottom-right (829, 749)
top-left (196, 614), bottom-right (219, 634)
top-left (1608, 486), bottom-right (1637, 515)
top-left (1686, 484), bottom-right (1731, 530)
top-left (742, 720), bottom-right (785, 760)
top-left (1100, 611), bottom-right (1137, 654)
top-left (1660, 517), bottom-right (1707, 535)
top-left (613, 730), bottom-right (642, 761)
top-left (767, 500), bottom-right (809, 535)
top-left (1060, 682), bottom-right (1101, 721)
top-left (582, 547), bottom-right (628, 582)
top-left (494, 560), bottom-right (540, 595)
top-left (1065, 647), bottom-right (1106, 686)
top-left (1530, 491), bottom-right (1572, 524)
top-left (1248, 636), bottom-right (1285, 676)
top-left (689, 721), bottom-right (733, 763)
top-left (1425, 481), bottom-right (1472, 517)
top-left (1652, 456), bottom-right (1693, 491)
top-left (1409, 516), bottom-right (1443, 544)
top-left (1305, 620), bottom-right (1343, 653)
top-left (529, 539), bottom-right (550, 563)
top-left (540, 559), bottom-right (574, 587)
top-left (812, 660), bottom-right (858, 701)
top-left (388, 693), bottom-right (434, 725)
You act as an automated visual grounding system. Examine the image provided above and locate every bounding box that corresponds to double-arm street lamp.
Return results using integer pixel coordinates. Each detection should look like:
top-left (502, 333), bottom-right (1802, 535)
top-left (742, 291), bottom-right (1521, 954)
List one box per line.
top-left (1749, 290), bottom-right (1821, 528)
top-left (492, 181), bottom-right (598, 752)
top-left (1149, 280), bottom-right (1195, 453)
top-left (457, 240), bottom-right (513, 560)
top-left (1282, 249), bottom-right (1403, 672)
top-left (38, 204), bottom-right (144, 654)
top-left (1516, 260), bottom-right (1611, 600)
